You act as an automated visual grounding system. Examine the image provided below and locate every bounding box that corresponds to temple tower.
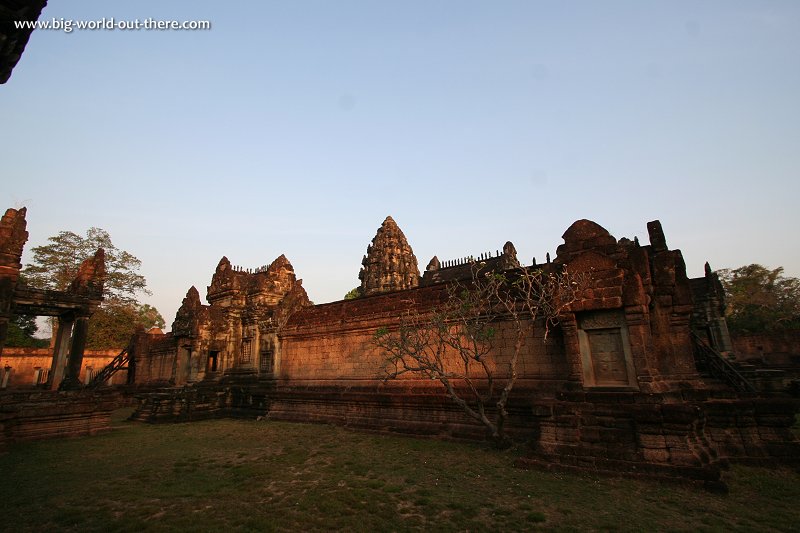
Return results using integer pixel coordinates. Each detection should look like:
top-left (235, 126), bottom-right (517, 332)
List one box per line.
top-left (358, 216), bottom-right (420, 296)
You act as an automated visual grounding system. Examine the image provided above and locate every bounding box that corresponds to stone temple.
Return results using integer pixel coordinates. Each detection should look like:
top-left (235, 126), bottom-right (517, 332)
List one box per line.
top-left (0, 207), bottom-right (797, 486)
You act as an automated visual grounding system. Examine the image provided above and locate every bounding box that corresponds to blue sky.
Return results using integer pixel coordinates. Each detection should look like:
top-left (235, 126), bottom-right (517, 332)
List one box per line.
top-left (3, 1), bottom-right (799, 328)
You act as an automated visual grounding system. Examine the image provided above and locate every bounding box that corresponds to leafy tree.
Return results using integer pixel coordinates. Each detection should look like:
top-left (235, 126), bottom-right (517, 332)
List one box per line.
top-left (717, 264), bottom-right (800, 333)
top-left (137, 304), bottom-right (166, 330)
top-left (22, 227), bottom-right (163, 349)
top-left (4, 313), bottom-right (48, 348)
top-left (5, 274), bottom-right (50, 348)
top-left (344, 287), bottom-right (361, 300)
top-left (86, 299), bottom-right (165, 349)
top-left (23, 227), bottom-right (148, 303)
top-left (375, 263), bottom-right (586, 447)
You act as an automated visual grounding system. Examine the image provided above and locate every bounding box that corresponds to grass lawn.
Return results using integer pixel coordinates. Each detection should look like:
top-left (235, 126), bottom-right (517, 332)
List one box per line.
top-left (1, 408), bottom-right (798, 532)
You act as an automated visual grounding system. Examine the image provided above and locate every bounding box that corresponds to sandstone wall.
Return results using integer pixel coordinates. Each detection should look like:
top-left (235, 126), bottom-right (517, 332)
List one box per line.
top-left (732, 330), bottom-right (800, 366)
top-left (130, 333), bottom-right (177, 386)
top-left (1, 348), bottom-right (125, 388)
top-left (280, 285), bottom-right (570, 386)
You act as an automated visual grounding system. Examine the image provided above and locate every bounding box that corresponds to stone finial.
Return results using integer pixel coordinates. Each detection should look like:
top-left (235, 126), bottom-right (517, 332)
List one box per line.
top-left (173, 285), bottom-right (207, 338)
top-left (426, 256), bottom-right (440, 271)
top-left (647, 220), bottom-right (668, 252)
top-left (69, 248), bottom-right (105, 298)
top-left (494, 241), bottom-right (521, 270)
top-left (359, 216), bottom-right (420, 296)
top-left (502, 241), bottom-right (517, 260)
top-left (185, 285), bottom-right (201, 303)
top-left (705, 262), bottom-right (713, 277)
top-left (217, 256), bottom-right (231, 272)
top-left (266, 254), bottom-right (293, 277)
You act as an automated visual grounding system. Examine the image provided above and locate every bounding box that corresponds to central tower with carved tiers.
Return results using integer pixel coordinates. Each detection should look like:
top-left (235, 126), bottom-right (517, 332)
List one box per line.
top-left (358, 216), bottom-right (420, 296)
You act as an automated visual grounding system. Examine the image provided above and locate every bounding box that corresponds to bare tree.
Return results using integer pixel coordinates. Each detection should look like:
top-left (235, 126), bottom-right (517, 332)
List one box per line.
top-left (375, 263), bottom-right (586, 447)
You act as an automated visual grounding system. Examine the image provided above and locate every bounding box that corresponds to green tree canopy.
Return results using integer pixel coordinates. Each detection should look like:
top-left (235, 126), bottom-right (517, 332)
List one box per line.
top-left (137, 304), bottom-right (166, 330)
top-left (717, 264), bottom-right (800, 333)
top-left (22, 227), bottom-right (164, 349)
top-left (86, 299), bottom-right (166, 349)
top-left (343, 287), bottom-right (361, 300)
top-left (4, 313), bottom-right (48, 348)
top-left (23, 227), bottom-right (148, 303)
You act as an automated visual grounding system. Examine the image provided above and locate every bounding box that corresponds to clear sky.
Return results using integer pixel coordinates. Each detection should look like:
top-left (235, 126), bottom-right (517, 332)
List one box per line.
top-left (3, 1), bottom-right (799, 329)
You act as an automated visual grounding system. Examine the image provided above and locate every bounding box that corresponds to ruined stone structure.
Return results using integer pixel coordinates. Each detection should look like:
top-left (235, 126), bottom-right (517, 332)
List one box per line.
top-left (0, 208), bottom-right (106, 390)
top-left (689, 262), bottom-right (735, 357)
top-left (126, 215), bottom-right (799, 485)
top-left (131, 254), bottom-right (311, 387)
top-left (0, 207), bottom-right (115, 447)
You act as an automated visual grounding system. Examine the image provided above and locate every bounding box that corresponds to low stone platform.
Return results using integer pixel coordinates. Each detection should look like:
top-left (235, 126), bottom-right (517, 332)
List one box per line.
top-left (129, 378), bottom-right (800, 488)
top-left (130, 378), bottom-right (274, 423)
top-left (0, 389), bottom-right (124, 451)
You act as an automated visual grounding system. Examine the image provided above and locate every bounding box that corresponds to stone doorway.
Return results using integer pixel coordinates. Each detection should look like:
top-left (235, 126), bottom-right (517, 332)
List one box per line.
top-left (577, 310), bottom-right (637, 389)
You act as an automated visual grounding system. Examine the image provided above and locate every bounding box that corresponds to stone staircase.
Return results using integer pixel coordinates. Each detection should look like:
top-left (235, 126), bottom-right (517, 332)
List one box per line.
top-left (691, 332), bottom-right (757, 394)
top-left (690, 332), bottom-right (798, 397)
top-left (86, 347), bottom-right (130, 389)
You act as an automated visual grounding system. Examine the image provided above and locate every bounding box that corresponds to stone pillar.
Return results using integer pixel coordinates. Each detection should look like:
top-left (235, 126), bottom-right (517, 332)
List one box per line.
top-left (1, 365), bottom-right (11, 388)
top-left (60, 316), bottom-right (89, 390)
top-left (175, 345), bottom-right (191, 385)
top-left (48, 315), bottom-right (74, 390)
top-left (559, 315), bottom-right (582, 382)
top-left (0, 318), bottom-right (8, 360)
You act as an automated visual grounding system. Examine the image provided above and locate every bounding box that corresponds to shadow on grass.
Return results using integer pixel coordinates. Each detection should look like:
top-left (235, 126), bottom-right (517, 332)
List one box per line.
top-left (0, 408), bottom-right (798, 532)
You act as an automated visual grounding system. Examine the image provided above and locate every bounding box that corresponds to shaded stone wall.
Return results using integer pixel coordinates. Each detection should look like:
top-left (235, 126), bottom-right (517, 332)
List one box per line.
top-left (0, 389), bottom-right (120, 451)
top-left (519, 390), bottom-right (799, 483)
top-left (129, 331), bottom-right (177, 385)
top-left (732, 330), bottom-right (800, 366)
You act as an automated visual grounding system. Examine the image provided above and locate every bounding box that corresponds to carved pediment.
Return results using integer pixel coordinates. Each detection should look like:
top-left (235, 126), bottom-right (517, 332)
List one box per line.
top-left (561, 250), bottom-right (617, 273)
